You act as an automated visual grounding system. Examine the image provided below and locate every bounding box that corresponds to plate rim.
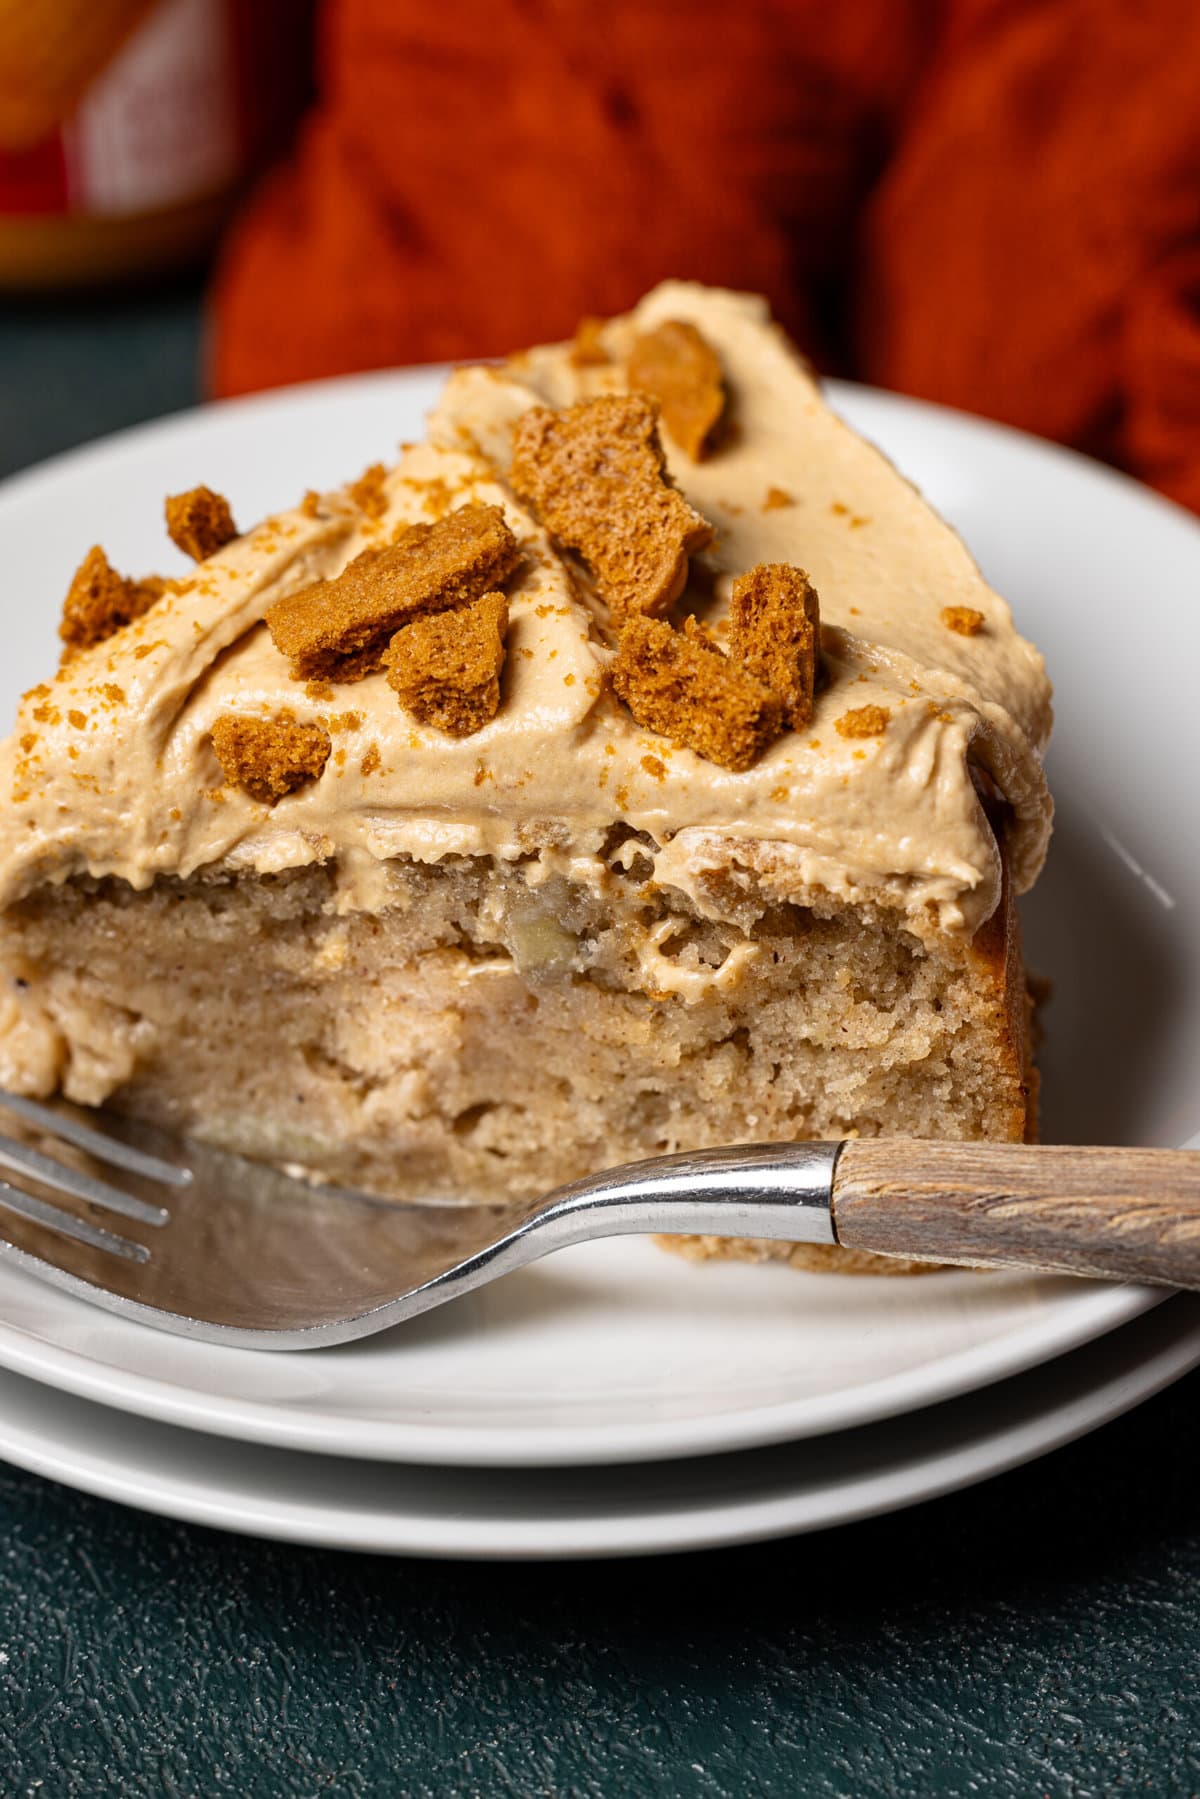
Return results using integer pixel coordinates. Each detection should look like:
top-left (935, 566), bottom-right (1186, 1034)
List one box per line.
top-left (0, 1265), bottom-right (1166, 1466)
top-left (0, 366), bottom-right (1196, 1469)
top-left (0, 1296), bottom-right (1193, 1559)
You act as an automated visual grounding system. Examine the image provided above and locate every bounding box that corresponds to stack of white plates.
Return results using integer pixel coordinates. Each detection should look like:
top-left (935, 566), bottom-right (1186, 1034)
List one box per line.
top-left (0, 370), bottom-right (1196, 1560)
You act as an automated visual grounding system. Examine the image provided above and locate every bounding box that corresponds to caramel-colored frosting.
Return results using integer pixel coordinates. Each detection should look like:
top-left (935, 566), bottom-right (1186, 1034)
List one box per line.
top-left (0, 283), bottom-right (1052, 940)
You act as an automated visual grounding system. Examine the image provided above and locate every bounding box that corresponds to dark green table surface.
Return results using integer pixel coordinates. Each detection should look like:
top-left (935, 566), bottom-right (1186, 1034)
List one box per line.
top-left (1, 290), bottom-right (1198, 1799)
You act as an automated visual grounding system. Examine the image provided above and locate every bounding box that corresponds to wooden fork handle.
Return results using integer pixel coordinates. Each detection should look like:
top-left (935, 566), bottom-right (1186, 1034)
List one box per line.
top-left (831, 1140), bottom-right (1200, 1288)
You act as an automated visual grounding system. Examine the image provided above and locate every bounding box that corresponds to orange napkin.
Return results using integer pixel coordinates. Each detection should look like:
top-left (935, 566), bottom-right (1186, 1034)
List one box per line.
top-left (209, 0), bottom-right (1200, 512)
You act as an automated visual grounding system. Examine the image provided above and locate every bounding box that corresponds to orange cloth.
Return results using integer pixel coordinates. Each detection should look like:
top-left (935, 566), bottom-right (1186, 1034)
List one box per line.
top-left (210, 0), bottom-right (1200, 513)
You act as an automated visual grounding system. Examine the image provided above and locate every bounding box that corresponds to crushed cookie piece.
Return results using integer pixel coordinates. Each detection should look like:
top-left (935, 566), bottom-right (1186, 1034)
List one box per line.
top-left (165, 486), bottom-right (238, 562)
top-left (266, 503), bottom-right (519, 682)
top-left (729, 563), bottom-right (821, 732)
top-left (59, 547), bottom-right (163, 655)
top-left (611, 616), bottom-right (781, 772)
top-left (360, 743), bottom-right (381, 777)
top-left (300, 489), bottom-right (322, 519)
top-left (681, 613), bottom-right (721, 651)
top-left (210, 711), bottom-right (331, 804)
top-left (509, 395), bottom-right (712, 623)
top-left (570, 316), bottom-right (611, 367)
top-left (641, 754), bottom-right (666, 780)
top-left (835, 704), bottom-right (890, 740)
top-left (348, 462), bottom-right (389, 519)
top-left (763, 486), bottom-right (795, 511)
top-left (941, 605), bottom-right (986, 637)
top-left (385, 590), bottom-right (508, 737)
top-left (626, 319), bottom-right (725, 461)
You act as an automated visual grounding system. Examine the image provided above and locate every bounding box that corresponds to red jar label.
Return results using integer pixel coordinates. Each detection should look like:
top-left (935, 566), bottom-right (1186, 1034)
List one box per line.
top-left (0, 0), bottom-right (245, 220)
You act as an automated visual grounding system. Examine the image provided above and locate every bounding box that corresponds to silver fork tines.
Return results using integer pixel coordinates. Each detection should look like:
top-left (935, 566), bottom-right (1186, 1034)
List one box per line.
top-left (0, 1090), bottom-right (190, 1187)
top-left (0, 1133), bottom-right (169, 1228)
top-left (0, 1177), bottom-right (149, 1263)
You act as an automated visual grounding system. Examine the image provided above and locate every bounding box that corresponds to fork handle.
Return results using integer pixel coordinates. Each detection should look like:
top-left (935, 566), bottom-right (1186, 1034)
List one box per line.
top-left (831, 1140), bottom-right (1200, 1287)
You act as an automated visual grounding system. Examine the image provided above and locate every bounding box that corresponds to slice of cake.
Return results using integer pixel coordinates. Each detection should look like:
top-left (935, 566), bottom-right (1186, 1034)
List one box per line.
top-left (0, 283), bottom-right (1052, 1272)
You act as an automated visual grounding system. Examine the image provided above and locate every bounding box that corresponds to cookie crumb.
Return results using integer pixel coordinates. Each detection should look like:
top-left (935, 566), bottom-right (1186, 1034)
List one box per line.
top-left (835, 704), bottom-right (890, 740)
top-left (729, 563), bottom-right (821, 731)
top-left (347, 462), bottom-right (388, 519)
top-left (510, 394), bottom-right (712, 623)
top-left (211, 711), bottom-right (331, 803)
top-left (569, 316), bottom-right (611, 367)
top-left (626, 319), bottom-right (725, 461)
top-left (941, 605), bottom-right (986, 636)
top-left (59, 547), bottom-right (163, 654)
top-left (265, 502), bottom-right (518, 682)
top-left (360, 743), bottom-right (382, 776)
top-left (385, 590), bottom-right (508, 737)
top-left (763, 486), bottom-right (795, 511)
top-left (165, 486), bottom-right (238, 562)
top-left (612, 615), bottom-right (781, 772)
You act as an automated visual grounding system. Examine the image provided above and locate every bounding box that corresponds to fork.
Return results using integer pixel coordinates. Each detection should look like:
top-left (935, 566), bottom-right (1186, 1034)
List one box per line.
top-left (0, 1090), bottom-right (1199, 1350)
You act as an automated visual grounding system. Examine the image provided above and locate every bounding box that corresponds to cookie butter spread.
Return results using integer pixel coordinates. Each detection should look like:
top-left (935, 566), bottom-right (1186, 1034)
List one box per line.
top-left (0, 283), bottom-right (1052, 941)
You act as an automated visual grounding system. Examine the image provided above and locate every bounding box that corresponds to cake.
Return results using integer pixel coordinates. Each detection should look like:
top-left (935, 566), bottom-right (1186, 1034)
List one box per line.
top-left (0, 283), bottom-right (1053, 1273)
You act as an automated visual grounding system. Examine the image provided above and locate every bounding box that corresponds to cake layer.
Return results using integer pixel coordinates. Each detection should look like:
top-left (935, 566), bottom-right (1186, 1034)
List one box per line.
top-left (0, 842), bottom-right (1033, 1261)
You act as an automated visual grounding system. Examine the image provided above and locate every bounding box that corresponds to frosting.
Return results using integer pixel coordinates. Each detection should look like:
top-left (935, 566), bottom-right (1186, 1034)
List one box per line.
top-left (0, 283), bottom-right (1052, 940)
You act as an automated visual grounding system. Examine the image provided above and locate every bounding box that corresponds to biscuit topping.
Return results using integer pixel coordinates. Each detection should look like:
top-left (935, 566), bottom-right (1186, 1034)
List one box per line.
top-left (626, 319), bottom-right (725, 461)
top-left (835, 705), bottom-right (890, 740)
top-left (386, 590), bottom-right (509, 737)
top-left (569, 316), bottom-right (611, 367)
top-left (611, 616), bottom-right (781, 773)
top-left (59, 547), bottom-right (164, 655)
top-left (509, 395), bottom-right (713, 623)
top-left (729, 563), bottom-right (821, 731)
top-left (211, 711), bottom-right (331, 804)
top-left (941, 605), bottom-right (986, 637)
top-left (265, 503), bottom-right (519, 682)
top-left (165, 487), bottom-right (238, 562)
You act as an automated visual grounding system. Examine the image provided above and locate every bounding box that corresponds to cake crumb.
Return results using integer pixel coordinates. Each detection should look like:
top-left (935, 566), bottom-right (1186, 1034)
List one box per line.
top-left (626, 318), bottom-right (725, 460)
top-left (729, 563), bottom-right (821, 731)
top-left (611, 616), bottom-right (781, 772)
top-left (509, 395), bottom-right (712, 623)
top-left (165, 486), bottom-right (238, 562)
top-left (570, 316), bottom-right (611, 367)
top-left (348, 462), bottom-right (389, 519)
top-left (942, 605), bottom-right (986, 636)
top-left (385, 590), bottom-right (509, 737)
top-left (59, 547), bottom-right (163, 655)
top-left (266, 503), bottom-right (519, 682)
top-left (763, 486), bottom-right (795, 511)
top-left (211, 711), bottom-right (331, 804)
top-left (835, 705), bottom-right (890, 739)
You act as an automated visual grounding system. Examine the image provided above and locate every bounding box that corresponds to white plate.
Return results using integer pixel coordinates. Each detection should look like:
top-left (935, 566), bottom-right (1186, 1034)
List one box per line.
top-left (0, 375), bottom-right (1197, 1469)
top-left (0, 1293), bottom-right (1194, 1559)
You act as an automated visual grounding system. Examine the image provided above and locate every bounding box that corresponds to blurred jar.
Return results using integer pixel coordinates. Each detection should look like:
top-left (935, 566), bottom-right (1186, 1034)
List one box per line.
top-left (0, 0), bottom-right (311, 291)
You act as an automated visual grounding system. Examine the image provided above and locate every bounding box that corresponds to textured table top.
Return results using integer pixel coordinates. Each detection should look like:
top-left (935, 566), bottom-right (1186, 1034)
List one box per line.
top-left (1, 287), bottom-right (1198, 1799)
